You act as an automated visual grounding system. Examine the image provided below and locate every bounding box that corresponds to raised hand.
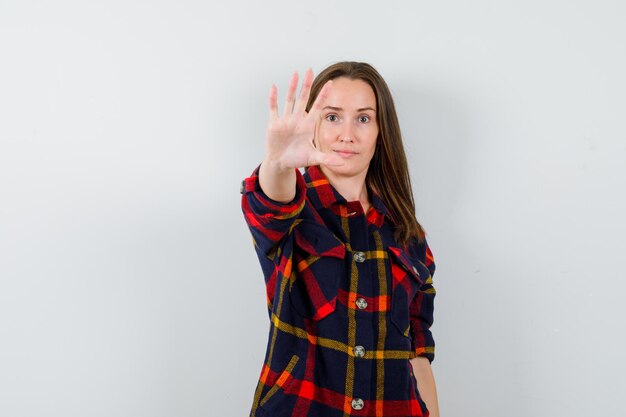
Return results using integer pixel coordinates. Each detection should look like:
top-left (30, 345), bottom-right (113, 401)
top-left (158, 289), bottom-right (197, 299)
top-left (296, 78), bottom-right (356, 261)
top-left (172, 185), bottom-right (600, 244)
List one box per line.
top-left (264, 69), bottom-right (344, 170)
top-left (258, 69), bottom-right (343, 203)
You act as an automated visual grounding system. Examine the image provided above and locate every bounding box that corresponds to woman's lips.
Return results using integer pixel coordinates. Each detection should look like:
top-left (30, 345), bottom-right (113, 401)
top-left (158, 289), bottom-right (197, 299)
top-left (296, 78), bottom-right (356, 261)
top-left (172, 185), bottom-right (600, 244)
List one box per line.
top-left (335, 150), bottom-right (357, 158)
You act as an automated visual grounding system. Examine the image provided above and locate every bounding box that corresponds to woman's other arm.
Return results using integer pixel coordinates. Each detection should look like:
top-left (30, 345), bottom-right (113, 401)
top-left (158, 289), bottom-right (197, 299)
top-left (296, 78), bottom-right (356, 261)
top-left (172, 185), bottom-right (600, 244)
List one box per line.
top-left (408, 238), bottom-right (438, 415)
top-left (410, 356), bottom-right (440, 417)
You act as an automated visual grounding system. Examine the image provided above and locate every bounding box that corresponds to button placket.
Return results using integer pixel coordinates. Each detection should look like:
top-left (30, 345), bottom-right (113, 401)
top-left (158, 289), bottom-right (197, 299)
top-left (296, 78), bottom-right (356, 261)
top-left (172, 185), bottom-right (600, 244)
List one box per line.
top-left (351, 245), bottom-right (369, 413)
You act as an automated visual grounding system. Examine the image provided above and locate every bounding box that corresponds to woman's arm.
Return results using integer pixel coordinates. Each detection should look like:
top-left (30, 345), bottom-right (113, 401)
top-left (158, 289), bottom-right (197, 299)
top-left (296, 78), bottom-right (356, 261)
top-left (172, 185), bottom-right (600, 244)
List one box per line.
top-left (410, 356), bottom-right (440, 417)
top-left (258, 159), bottom-right (297, 203)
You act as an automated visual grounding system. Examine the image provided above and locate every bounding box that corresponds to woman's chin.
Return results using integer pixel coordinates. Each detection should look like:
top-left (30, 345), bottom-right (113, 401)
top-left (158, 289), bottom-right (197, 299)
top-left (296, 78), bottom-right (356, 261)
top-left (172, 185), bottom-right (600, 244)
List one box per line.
top-left (321, 162), bottom-right (368, 179)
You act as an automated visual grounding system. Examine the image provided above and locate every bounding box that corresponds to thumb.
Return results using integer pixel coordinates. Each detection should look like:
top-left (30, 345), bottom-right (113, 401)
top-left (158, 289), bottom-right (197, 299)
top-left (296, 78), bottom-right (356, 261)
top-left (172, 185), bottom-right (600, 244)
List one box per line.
top-left (311, 150), bottom-right (345, 167)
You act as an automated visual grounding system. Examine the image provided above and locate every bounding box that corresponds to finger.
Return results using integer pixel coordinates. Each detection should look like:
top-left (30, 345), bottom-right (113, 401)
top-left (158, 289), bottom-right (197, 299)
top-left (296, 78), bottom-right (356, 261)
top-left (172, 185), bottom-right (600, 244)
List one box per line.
top-left (308, 150), bottom-right (345, 167)
top-left (307, 79), bottom-right (333, 119)
top-left (282, 71), bottom-right (299, 117)
top-left (268, 84), bottom-right (278, 121)
top-left (320, 151), bottom-right (345, 167)
top-left (294, 68), bottom-right (314, 114)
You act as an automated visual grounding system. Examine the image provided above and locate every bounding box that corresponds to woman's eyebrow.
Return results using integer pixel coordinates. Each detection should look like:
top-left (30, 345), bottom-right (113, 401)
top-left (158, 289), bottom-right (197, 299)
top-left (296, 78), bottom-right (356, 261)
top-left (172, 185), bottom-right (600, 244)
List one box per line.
top-left (322, 106), bottom-right (376, 112)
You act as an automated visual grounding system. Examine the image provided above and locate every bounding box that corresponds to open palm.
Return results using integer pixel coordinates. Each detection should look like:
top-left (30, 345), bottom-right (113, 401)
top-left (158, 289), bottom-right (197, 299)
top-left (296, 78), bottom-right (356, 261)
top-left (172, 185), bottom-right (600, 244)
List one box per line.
top-left (265, 69), bottom-right (344, 169)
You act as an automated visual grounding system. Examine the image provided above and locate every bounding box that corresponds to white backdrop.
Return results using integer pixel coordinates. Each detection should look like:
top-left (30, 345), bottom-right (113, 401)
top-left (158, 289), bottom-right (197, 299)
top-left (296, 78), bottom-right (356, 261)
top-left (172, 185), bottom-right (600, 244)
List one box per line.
top-left (1, 1), bottom-right (625, 416)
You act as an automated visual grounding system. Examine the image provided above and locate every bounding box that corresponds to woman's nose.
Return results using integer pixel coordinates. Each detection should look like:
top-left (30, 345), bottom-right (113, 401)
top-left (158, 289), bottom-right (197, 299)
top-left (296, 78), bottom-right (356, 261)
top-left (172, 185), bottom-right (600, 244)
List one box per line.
top-left (339, 124), bottom-right (355, 142)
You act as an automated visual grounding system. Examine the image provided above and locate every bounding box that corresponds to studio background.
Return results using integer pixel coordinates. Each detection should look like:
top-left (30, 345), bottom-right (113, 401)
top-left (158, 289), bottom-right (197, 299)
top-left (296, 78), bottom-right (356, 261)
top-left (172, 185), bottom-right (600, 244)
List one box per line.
top-left (1, 1), bottom-right (624, 416)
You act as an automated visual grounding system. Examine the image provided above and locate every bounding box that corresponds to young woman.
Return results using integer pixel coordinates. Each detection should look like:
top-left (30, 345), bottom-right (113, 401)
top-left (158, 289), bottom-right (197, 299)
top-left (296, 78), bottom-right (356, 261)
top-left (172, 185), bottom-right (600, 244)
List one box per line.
top-left (241, 62), bottom-right (439, 417)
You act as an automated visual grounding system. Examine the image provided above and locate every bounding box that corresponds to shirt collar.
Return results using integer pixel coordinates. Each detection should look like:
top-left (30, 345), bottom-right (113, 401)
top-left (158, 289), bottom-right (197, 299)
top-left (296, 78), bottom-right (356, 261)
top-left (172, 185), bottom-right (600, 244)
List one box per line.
top-left (303, 165), bottom-right (393, 227)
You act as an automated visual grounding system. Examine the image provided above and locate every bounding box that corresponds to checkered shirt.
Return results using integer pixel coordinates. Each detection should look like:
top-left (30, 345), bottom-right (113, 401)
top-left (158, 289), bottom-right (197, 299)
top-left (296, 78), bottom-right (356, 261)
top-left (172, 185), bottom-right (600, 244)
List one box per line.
top-left (241, 164), bottom-right (436, 417)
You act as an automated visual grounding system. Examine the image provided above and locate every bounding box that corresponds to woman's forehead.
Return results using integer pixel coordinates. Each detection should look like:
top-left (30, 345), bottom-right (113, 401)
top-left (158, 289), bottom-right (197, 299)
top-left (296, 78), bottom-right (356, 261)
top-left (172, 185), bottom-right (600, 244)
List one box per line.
top-left (323, 77), bottom-right (377, 111)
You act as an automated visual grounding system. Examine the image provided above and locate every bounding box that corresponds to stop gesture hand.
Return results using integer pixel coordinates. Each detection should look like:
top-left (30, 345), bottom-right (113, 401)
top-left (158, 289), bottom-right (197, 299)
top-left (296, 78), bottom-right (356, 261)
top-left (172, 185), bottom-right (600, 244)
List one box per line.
top-left (264, 69), bottom-right (344, 170)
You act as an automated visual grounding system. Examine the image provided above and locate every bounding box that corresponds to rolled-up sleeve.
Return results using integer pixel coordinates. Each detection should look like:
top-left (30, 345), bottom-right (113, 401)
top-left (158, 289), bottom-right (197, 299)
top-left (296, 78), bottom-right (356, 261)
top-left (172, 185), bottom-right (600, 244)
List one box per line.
top-left (408, 237), bottom-right (437, 363)
top-left (240, 164), bottom-right (307, 260)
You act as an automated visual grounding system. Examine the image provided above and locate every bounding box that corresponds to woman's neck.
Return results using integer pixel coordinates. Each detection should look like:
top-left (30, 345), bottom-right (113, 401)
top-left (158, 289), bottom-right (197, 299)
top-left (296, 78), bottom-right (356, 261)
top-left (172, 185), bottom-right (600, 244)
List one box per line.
top-left (320, 166), bottom-right (371, 211)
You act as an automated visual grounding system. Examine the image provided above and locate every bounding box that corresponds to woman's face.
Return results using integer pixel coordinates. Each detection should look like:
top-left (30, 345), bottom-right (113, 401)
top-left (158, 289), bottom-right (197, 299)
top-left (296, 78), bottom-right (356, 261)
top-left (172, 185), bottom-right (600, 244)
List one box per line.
top-left (315, 77), bottom-right (379, 179)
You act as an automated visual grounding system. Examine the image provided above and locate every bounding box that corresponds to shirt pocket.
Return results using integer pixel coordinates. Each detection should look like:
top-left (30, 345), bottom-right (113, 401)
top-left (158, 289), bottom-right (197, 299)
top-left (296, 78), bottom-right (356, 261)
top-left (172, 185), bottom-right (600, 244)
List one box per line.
top-left (289, 221), bottom-right (346, 321)
top-left (388, 246), bottom-right (425, 337)
top-left (258, 354), bottom-right (301, 414)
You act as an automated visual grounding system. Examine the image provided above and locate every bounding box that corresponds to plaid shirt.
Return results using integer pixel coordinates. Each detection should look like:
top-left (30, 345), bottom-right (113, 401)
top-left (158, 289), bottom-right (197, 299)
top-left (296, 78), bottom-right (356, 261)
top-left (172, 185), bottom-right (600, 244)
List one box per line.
top-left (241, 164), bottom-right (436, 417)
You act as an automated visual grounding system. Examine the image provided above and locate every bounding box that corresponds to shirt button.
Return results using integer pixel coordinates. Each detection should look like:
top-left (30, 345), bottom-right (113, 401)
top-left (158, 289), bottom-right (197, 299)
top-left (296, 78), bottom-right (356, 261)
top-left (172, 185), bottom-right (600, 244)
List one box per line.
top-left (351, 398), bottom-right (364, 410)
top-left (353, 251), bottom-right (366, 263)
top-left (354, 345), bottom-right (365, 358)
top-left (355, 297), bottom-right (368, 310)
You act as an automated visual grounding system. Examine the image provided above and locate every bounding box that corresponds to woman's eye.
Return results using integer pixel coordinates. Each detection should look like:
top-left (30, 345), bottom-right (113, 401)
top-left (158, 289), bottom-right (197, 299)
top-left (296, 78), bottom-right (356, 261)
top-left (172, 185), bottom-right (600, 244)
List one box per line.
top-left (359, 115), bottom-right (370, 123)
top-left (326, 114), bottom-right (338, 122)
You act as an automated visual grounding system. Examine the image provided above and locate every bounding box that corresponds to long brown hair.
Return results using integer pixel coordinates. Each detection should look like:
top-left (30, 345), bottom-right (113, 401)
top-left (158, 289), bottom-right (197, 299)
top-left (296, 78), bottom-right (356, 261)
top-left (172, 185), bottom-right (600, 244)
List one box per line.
top-left (306, 61), bottom-right (426, 248)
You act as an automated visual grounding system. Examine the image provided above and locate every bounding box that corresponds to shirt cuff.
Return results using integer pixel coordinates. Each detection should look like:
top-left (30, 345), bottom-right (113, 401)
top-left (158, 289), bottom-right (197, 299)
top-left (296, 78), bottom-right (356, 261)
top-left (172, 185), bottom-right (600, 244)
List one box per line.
top-left (240, 164), bottom-right (307, 220)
